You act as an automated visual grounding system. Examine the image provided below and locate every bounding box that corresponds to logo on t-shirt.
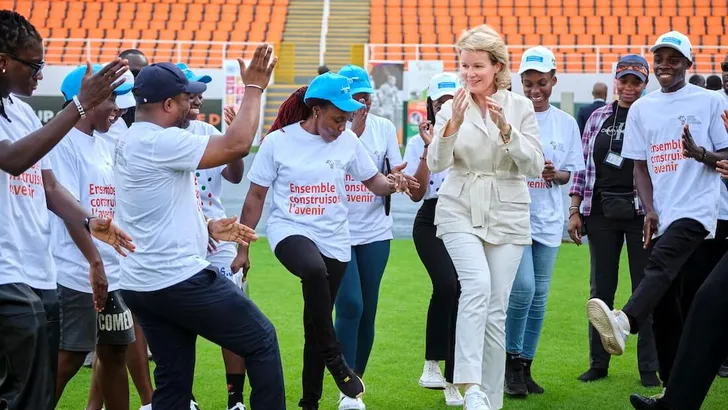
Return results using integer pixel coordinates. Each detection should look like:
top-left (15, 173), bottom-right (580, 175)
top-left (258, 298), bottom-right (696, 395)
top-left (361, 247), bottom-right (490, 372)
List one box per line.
top-left (678, 115), bottom-right (702, 127)
top-left (325, 159), bottom-right (345, 170)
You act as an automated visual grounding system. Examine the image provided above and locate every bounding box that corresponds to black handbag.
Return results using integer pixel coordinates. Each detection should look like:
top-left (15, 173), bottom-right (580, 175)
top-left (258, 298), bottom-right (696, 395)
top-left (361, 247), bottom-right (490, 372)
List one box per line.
top-left (600, 191), bottom-right (635, 220)
top-left (384, 157), bottom-right (391, 216)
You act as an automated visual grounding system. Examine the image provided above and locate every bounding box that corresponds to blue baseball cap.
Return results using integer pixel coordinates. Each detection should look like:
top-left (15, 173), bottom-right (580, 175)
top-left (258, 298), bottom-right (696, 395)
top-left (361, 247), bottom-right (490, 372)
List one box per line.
top-left (304, 73), bottom-right (365, 113)
top-left (175, 62), bottom-right (212, 84)
top-left (133, 62), bottom-right (207, 104)
top-left (338, 65), bottom-right (374, 95)
top-left (615, 54), bottom-right (649, 82)
top-left (60, 64), bottom-right (134, 102)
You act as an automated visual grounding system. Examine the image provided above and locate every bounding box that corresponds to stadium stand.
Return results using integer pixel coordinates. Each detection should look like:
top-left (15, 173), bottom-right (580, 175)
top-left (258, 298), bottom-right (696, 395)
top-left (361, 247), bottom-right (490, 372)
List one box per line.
top-left (369, 0), bottom-right (727, 73)
top-left (1, 0), bottom-right (288, 67)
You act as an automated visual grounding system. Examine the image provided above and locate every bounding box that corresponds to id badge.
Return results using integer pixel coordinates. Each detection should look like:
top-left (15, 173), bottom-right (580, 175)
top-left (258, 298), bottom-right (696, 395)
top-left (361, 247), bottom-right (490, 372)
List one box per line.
top-left (605, 151), bottom-right (624, 169)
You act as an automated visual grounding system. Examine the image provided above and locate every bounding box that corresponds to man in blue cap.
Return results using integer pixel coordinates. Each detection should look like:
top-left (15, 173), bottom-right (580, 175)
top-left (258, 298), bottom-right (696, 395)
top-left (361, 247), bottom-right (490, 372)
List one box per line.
top-left (587, 31), bottom-right (728, 400)
top-left (113, 45), bottom-right (286, 409)
top-left (51, 64), bottom-right (138, 410)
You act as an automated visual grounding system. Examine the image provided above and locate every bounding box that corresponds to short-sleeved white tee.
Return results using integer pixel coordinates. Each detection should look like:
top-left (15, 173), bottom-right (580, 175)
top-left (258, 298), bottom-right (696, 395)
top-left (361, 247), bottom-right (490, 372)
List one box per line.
top-left (246, 123), bottom-right (379, 262)
top-left (185, 120), bottom-right (238, 270)
top-left (114, 122), bottom-right (211, 291)
top-left (344, 114), bottom-right (403, 246)
top-left (622, 84), bottom-right (728, 237)
top-left (527, 107), bottom-right (585, 247)
top-left (49, 128), bottom-right (120, 293)
top-left (0, 96), bottom-right (56, 289)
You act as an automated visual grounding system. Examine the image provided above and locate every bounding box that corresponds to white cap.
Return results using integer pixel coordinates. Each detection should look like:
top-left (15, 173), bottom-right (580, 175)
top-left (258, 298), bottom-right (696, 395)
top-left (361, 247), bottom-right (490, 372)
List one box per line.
top-left (116, 70), bottom-right (136, 109)
top-left (650, 31), bottom-right (693, 61)
top-left (517, 46), bottom-right (557, 74)
top-left (427, 72), bottom-right (459, 100)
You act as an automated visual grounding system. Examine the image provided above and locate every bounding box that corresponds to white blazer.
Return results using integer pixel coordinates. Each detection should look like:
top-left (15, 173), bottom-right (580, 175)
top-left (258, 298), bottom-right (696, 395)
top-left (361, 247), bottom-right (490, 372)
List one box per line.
top-left (427, 89), bottom-right (544, 246)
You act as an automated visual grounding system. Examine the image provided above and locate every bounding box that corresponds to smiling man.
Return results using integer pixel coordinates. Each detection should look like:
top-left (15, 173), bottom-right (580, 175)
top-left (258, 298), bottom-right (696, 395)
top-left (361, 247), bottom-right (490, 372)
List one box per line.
top-left (586, 31), bottom-right (728, 396)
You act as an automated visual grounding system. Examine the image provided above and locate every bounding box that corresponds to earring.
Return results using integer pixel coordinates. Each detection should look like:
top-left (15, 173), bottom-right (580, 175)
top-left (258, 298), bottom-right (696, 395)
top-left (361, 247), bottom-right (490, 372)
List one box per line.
top-left (1, 69), bottom-right (5, 73)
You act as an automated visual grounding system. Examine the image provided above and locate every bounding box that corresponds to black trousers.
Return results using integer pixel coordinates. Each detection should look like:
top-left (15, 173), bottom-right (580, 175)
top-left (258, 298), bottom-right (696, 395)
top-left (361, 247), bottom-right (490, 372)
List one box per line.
top-left (623, 218), bottom-right (708, 385)
top-left (659, 248), bottom-right (728, 410)
top-left (585, 213), bottom-right (658, 373)
top-left (122, 269), bottom-right (285, 410)
top-left (274, 235), bottom-right (348, 408)
top-left (0, 283), bottom-right (59, 410)
top-left (412, 198), bottom-right (459, 383)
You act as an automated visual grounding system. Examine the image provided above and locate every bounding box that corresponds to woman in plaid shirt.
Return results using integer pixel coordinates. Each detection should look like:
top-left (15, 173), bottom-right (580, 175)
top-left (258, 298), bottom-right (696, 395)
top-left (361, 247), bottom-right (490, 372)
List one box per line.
top-left (567, 55), bottom-right (660, 387)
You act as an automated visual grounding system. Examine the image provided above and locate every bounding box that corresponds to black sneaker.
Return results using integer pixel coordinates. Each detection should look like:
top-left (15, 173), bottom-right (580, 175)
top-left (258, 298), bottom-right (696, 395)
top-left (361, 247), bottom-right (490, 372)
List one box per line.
top-left (504, 354), bottom-right (527, 397)
top-left (578, 368), bottom-right (608, 382)
top-left (521, 358), bottom-right (544, 394)
top-left (629, 394), bottom-right (669, 409)
top-left (325, 355), bottom-right (365, 399)
top-left (719, 358), bottom-right (728, 378)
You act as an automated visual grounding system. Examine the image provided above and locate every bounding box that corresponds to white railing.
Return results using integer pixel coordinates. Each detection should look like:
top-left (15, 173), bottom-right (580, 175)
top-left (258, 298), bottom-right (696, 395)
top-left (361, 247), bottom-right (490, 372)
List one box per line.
top-left (365, 43), bottom-right (726, 74)
top-left (42, 38), bottom-right (268, 68)
top-left (320, 0), bottom-right (330, 66)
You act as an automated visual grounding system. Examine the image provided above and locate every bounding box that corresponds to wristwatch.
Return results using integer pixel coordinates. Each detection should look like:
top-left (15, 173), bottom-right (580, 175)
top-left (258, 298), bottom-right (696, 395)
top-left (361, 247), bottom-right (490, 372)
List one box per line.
top-left (84, 216), bottom-right (94, 232)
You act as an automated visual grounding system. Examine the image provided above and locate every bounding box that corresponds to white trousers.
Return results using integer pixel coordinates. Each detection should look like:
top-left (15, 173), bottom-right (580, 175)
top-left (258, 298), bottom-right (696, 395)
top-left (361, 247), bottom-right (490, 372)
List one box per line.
top-left (442, 232), bottom-right (524, 410)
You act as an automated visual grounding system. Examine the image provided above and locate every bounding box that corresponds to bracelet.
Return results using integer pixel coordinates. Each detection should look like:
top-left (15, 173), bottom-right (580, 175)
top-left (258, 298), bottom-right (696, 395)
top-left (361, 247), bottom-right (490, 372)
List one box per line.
top-left (84, 216), bottom-right (94, 232)
top-left (700, 147), bottom-right (707, 162)
top-left (72, 95), bottom-right (86, 119)
top-left (424, 142), bottom-right (430, 148)
top-left (419, 155), bottom-right (427, 161)
top-left (569, 205), bottom-right (579, 211)
top-left (245, 84), bottom-right (264, 92)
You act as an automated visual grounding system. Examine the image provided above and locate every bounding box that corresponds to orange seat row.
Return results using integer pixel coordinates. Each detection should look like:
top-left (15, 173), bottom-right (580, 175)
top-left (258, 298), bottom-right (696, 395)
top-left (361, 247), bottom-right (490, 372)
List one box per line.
top-left (2, 0), bottom-right (288, 67)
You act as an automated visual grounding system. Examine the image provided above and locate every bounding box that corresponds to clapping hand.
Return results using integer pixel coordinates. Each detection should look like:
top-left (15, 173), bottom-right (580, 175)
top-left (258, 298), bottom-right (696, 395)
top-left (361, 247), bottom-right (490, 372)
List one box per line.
top-left (450, 88), bottom-right (468, 129)
top-left (485, 96), bottom-right (510, 134)
top-left (89, 217), bottom-right (135, 257)
top-left (418, 120), bottom-right (433, 145)
top-left (208, 216), bottom-right (258, 246)
top-left (387, 162), bottom-right (420, 197)
top-left (239, 44), bottom-right (278, 90)
top-left (223, 106), bottom-right (237, 127)
top-left (77, 59), bottom-right (129, 110)
top-left (681, 124), bottom-right (703, 160)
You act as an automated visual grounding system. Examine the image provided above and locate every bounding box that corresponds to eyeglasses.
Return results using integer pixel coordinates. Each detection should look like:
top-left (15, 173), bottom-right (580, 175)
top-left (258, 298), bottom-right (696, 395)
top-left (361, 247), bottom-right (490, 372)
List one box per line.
top-left (616, 63), bottom-right (649, 77)
top-left (2, 53), bottom-right (44, 78)
top-left (720, 62), bottom-right (728, 72)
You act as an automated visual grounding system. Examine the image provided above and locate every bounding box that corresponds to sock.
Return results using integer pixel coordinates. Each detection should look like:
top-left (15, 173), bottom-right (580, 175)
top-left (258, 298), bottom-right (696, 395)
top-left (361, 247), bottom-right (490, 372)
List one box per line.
top-left (227, 373), bottom-right (246, 407)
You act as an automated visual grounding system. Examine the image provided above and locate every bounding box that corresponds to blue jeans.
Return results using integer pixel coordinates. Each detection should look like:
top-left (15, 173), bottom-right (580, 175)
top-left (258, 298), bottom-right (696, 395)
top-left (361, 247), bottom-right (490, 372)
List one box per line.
top-left (334, 240), bottom-right (390, 375)
top-left (505, 241), bottom-right (560, 360)
top-left (122, 269), bottom-right (285, 410)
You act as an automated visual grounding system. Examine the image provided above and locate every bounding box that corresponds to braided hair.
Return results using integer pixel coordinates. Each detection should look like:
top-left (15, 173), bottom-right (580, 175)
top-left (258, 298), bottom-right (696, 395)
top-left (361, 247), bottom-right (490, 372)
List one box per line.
top-left (0, 10), bottom-right (43, 122)
top-left (266, 86), bottom-right (334, 142)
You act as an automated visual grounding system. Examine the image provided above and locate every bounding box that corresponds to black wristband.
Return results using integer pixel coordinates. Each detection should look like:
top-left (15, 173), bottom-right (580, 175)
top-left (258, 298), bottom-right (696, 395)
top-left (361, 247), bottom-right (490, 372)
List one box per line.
top-left (84, 217), bottom-right (93, 233)
top-left (701, 147), bottom-right (707, 162)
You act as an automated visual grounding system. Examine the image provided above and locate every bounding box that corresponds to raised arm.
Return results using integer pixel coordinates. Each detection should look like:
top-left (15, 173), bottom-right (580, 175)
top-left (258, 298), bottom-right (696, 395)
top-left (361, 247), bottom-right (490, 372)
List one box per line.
top-left (198, 45), bottom-right (278, 169)
top-left (0, 60), bottom-right (127, 176)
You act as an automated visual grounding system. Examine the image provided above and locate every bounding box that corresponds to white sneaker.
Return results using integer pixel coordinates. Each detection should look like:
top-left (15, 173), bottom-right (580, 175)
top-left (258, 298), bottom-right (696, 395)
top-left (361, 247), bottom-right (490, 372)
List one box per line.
top-left (83, 351), bottom-right (94, 368)
top-left (418, 360), bottom-right (447, 389)
top-left (139, 405), bottom-right (152, 410)
top-left (463, 385), bottom-right (490, 410)
top-left (147, 345), bottom-right (153, 360)
top-left (338, 392), bottom-right (366, 410)
top-left (587, 298), bottom-right (630, 356)
top-left (444, 383), bottom-right (464, 406)
top-left (190, 400), bottom-right (200, 410)
top-left (228, 403), bottom-right (246, 410)
top-left (650, 388), bottom-right (666, 400)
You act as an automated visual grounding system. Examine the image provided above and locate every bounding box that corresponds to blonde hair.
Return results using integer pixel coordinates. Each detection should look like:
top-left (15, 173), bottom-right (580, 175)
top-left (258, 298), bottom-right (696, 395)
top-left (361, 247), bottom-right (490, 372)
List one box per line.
top-left (456, 25), bottom-right (511, 90)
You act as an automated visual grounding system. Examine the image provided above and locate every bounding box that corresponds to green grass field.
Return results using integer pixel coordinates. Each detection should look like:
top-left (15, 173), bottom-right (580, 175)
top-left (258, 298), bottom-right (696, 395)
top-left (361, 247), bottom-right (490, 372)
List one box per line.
top-left (57, 240), bottom-right (728, 409)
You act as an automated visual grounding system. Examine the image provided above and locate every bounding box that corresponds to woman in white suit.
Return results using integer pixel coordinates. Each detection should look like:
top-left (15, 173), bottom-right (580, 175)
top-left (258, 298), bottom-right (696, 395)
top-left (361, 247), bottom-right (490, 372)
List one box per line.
top-left (427, 25), bottom-right (544, 410)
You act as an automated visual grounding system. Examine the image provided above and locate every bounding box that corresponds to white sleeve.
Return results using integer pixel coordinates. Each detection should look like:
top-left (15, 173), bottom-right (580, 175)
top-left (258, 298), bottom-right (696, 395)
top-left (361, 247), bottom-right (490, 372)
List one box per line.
top-left (709, 96), bottom-right (728, 151)
top-left (562, 117), bottom-right (587, 171)
top-left (402, 136), bottom-right (423, 176)
top-left (383, 119), bottom-right (404, 168)
top-left (48, 143), bottom-right (81, 201)
top-left (348, 138), bottom-right (379, 182)
top-left (246, 134), bottom-right (277, 188)
top-left (153, 128), bottom-right (210, 172)
top-left (621, 106), bottom-right (647, 160)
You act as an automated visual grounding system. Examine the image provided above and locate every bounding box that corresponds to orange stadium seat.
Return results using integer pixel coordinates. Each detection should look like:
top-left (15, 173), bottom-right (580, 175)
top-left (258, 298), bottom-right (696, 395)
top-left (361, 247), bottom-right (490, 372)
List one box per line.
top-left (4, 0), bottom-right (288, 67)
top-left (369, 0), bottom-right (726, 73)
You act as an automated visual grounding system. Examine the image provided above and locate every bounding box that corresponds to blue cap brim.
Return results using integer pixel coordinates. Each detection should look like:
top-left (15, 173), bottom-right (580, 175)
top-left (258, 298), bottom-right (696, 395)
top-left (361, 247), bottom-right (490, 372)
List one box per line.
top-left (331, 98), bottom-right (365, 113)
top-left (616, 69), bottom-right (647, 82)
top-left (184, 81), bottom-right (207, 94)
top-left (350, 86), bottom-right (374, 95)
top-left (194, 75), bottom-right (212, 84)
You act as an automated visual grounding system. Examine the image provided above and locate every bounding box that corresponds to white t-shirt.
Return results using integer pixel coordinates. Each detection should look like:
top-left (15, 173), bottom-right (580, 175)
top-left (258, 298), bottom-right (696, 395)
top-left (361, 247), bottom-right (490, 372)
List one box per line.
top-left (527, 107), bottom-right (585, 247)
top-left (114, 122), bottom-right (211, 291)
top-left (95, 119), bottom-right (128, 147)
top-left (186, 120), bottom-right (238, 271)
top-left (345, 114), bottom-right (403, 246)
top-left (49, 128), bottom-right (120, 293)
top-left (246, 123), bottom-right (379, 262)
top-left (0, 96), bottom-right (56, 289)
top-left (403, 135), bottom-right (449, 200)
top-left (622, 84), bottom-right (728, 237)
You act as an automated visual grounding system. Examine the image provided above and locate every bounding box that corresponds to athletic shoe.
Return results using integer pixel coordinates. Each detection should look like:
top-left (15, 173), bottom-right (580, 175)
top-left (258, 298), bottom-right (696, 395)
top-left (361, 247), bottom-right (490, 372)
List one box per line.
top-left (522, 358), bottom-right (544, 394)
top-left (83, 351), bottom-right (94, 368)
top-left (578, 368), bottom-right (608, 382)
top-left (587, 299), bottom-right (630, 356)
top-left (629, 394), bottom-right (669, 409)
top-left (444, 383), bottom-right (464, 406)
top-left (504, 354), bottom-right (527, 397)
top-left (338, 393), bottom-right (365, 410)
top-left (228, 403), bottom-right (246, 410)
top-left (463, 385), bottom-right (490, 410)
top-left (325, 355), bottom-right (365, 399)
top-left (139, 405), bottom-right (152, 410)
top-left (418, 360), bottom-right (446, 389)
top-left (147, 345), bottom-right (153, 360)
top-left (649, 388), bottom-right (666, 400)
top-left (190, 400), bottom-right (200, 410)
